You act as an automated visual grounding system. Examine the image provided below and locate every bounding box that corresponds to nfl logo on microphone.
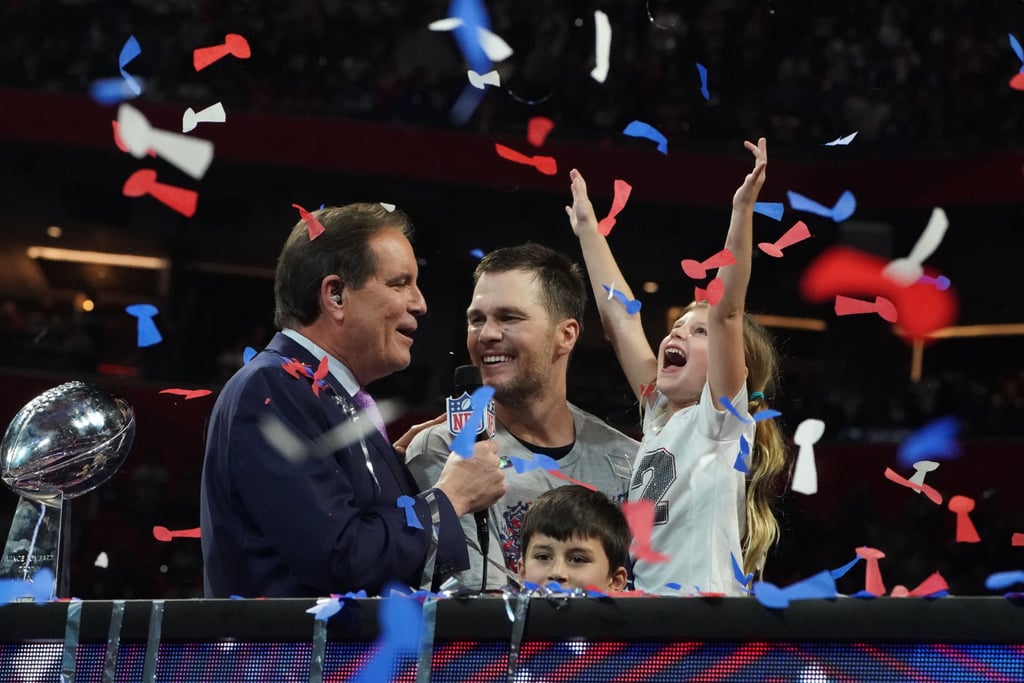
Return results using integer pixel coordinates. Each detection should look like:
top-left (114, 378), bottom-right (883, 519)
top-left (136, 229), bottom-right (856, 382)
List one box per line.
top-left (446, 392), bottom-right (496, 437)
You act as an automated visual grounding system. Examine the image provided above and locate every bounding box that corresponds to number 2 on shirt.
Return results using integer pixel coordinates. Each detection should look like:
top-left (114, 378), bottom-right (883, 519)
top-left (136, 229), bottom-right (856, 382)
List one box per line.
top-left (630, 448), bottom-right (676, 525)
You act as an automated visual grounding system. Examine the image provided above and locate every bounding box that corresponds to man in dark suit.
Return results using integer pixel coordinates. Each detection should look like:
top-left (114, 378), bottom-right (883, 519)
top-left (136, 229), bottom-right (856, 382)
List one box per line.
top-left (200, 203), bottom-right (506, 597)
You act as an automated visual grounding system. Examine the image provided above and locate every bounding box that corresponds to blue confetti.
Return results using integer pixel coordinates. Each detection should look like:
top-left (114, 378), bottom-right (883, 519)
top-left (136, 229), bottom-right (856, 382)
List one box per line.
top-left (125, 303), bottom-right (162, 347)
top-left (896, 416), bottom-right (962, 469)
top-left (696, 62), bottom-right (709, 101)
top-left (731, 552), bottom-right (753, 590)
top-left (450, 386), bottom-right (495, 457)
top-left (243, 346), bottom-right (257, 364)
top-left (306, 598), bottom-right (342, 621)
top-left (470, 248), bottom-right (485, 259)
top-left (663, 582), bottom-right (683, 591)
top-left (353, 590), bottom-right (422, 683)
top-left (829, 555), bottom-right (861, 580)
top-left (622, 120), bottom-right (668, 155)
top-left (1011, 34), bottom-right (1024, 68)
top-left (89, 77), bottom-right (142, 105)
top-left (787, 189), bottom-right (857, 223)
top-left (118, 36), bottom-right (143, 95)
top-left (985, 570), bottom-right (1024, 591)
top-left (601, 285), bottom-right (642, 315)
top-left (752, 408), bottom-right (782, 423)
top-left (754, 570), bottom-right (837, 610)
top-left (752, 581), bottom-right (788, 609)
top-left (509, 453), bottom-right (560, 474)
top-left (718, 396), bottom-right (751, 424)
top-left (753, 202), bottom-right (784, 221)
top-left (733, 435), bottom-right (750, 474)
top-left (396, 495), bottom-right (424, 529)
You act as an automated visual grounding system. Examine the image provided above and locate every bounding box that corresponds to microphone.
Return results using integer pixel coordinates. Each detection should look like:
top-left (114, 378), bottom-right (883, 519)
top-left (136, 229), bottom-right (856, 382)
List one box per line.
top-left (446, 364), bottom-right (495, 591)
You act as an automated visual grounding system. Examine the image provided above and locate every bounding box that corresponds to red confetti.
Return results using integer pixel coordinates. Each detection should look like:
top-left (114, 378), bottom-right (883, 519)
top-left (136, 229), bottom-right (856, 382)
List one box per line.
top-left (948, 495), bottom-right (981, 543)
top-left (694, 277), bottom-right (724, 306)
top-left (681, 248), bottom-right (736, 280)
top-left (280, 358), bottom-right (306, 379)
top-left (621, 499), bottom-right (670, 563)
top-left (292, 203), bottom-right (325, 240)
top-left (638, 383), bottom-right (656, 400)
top-left (856, 546), bottom-right (886, 596)
top-left (834, 295), bottom-right (898, 323)
top-left (153, 526), bottom-right (201, 542)
top-left (597, 179), bottom-right (633, 236)
top-left (494, 143), bottom-right (558, 176)
top-left (1011, 72), bottom-right (1024, 91)
top-left (526, 116), bottom-right (555, 147)
top-left (758, 220), bottom-right (810, 258)
top-left (800, 246), bottom-right (957, 339)
top-left (122, 169), bottom-right (198, 217)
top-left (1012, 533), bottom-right (1024, 546)
top-left (159, 388), bottom-right (213, 400)
top-left (883, 467), bottom-right (943, 505)
top-left (548, 470), bottom-right (598, 491)
top-left (909, 571), bottom-right (948, 597)
top-left (193, 33), bottom-right (251, 72)
top-left (311, 355), bottom-right (329, 397)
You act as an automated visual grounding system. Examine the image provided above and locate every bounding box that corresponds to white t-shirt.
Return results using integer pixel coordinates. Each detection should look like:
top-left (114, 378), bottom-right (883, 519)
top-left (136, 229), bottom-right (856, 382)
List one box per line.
top-left (630, 382), bottom-right (755, 596)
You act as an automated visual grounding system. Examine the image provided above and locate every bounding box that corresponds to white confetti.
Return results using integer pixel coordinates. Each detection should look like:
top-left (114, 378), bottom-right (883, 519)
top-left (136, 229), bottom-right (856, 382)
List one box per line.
top-left (792, 419), bottom-right (825, 495)
top-left (118, 103), bottom-right (214, 180)
top-left (94, 552), bottom-right (109, 568)
top-left (882, 207), bottom-right (949, 286)
top-left (824, 131), bottom-right (858, 146)
top-left (182, 101), bottom-right (226, 133)
top-left (467, 69), bottom-right (501, 89)
top-left (590, 10), bottom-right (611, 83)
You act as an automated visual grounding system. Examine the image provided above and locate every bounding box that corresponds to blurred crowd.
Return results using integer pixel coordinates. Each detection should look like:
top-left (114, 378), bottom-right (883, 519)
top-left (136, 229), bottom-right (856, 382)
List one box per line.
top-left (1, 0), bottom-right (1021, 153)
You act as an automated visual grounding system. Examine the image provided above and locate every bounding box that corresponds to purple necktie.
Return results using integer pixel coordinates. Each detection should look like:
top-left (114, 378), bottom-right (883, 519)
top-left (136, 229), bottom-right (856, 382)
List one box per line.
top-left (352, 389), bottom-right (388, 441)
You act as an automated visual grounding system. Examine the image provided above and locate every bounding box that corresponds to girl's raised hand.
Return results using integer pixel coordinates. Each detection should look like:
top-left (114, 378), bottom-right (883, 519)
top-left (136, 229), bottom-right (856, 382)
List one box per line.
top-left (565, 168), bottom-right (600, 237)
top-left (733, 137), bottom-right (767, 209)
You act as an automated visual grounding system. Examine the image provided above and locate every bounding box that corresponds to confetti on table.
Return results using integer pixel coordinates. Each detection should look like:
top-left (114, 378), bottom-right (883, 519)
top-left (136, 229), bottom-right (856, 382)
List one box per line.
top-left (733, 434), bottom-right (750, 473)
top-left (917, 274), bottom-right (951, 290)
top-left (494, 143), bottom-right (557, 175)
top-left (623, 120), bottom-right (668, 155)
top-left (123, 169), bottom-right (198, 217)
top-left (118, 35), bottom-right (143, 96)
top-left (897, 416), bottom-right (961, 469)
top-left (693, 279), bottom-right (724, 306)
top-left (792, 419), bottom-right (825, 495)
top-left (883, 467), bottom-right (943, 505)
top-left (787, 189), bottom-right (857, 222)
top-left (948, 495), bottom-right (981, 543)
top-left (829, 554), bottom-right (861, 579)
top-left (758, 221), bottom-right (810, 257)
top-left (450, 386), bottom-right (495, 457)
top-left (834, 295), bottom-right (898, 323)
top-left (598, 179), bottom-right (633, 235)
top-left (467, 69), bottom-right (500, 89)
top-left (696, 62), bottom-right (709, 100)
top-left (396, 496), bottom-right (424, 529)
top-left (622, 499), bottom-right (670, 563)
top-left (117, 104), bottom-right (214, 180)
top-left (824, 132), bottom-right (858, 146)
top-left (753, 202), bottom-right (784, 221)
top-left (753, 570), bottom-right (837, 609)
top-left (856, 547), bottom-right (887, 596)
top-left (882, 208), bottom-right (949, 287)
top-left (152, 526), bottom-right (201, 541)
top-left (125, 303), bottom-right (162, 347)
top-left (306, 597), bottom-right (343, 621)
top-left (602, 284), bottom-right (641, 314)
top-left (906, 571), bottom-right (949, 597)
top-left (681, 248), bottom-right (735, 280)
top-left (527, 117), bottom-right (554, 147)
top-left (591, 11), bottom-right (611, 83)
top-left (159, 388), bottom-right (213, 400)
top-left (986, 570), bottom-right (1024, 591)
top-left (292, 203), bottom-right (325, 240)
top-left (182, 102), bottom-right (226, 133)
top-left (193, 33), bottom-right (251, 71)
top-left (94, 552), bottom-right (109, 569)
top-left (800, 246), bottom-right (958, 339)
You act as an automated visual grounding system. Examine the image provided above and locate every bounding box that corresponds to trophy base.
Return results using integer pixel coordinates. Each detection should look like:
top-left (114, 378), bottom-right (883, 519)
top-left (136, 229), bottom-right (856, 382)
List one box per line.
top-left (0, 496), bottom-right (63, 599)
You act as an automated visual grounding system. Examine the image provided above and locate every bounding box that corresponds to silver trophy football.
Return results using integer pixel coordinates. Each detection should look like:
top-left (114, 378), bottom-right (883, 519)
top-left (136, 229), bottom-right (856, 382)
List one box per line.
top-left (1, 381), bottom-right (135, 598)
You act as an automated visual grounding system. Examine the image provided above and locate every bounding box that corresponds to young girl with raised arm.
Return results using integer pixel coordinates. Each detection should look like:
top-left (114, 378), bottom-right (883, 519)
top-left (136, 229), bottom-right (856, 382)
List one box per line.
top-left (566, 138), bottom-right (789, 595)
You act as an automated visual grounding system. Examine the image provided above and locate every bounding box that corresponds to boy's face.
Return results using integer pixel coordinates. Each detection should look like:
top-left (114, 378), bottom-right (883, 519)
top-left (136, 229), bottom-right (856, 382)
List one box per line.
top-left (518, 533), bottom-right (628, 592)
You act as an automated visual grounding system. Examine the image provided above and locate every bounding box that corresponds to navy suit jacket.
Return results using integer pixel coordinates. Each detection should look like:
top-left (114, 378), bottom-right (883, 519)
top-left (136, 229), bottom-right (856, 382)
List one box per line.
top-left (200, 332), bottom-right (467, 597)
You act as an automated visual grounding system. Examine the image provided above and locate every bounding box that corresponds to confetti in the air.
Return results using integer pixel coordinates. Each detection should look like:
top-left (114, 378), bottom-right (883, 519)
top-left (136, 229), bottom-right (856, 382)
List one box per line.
top-left (753, 202), bottom-right (784, 221)
top-left (450, 386), bottom-right (495, 457)
top-left (883, 467), bottom-right (943, 505)
top-left (834, 295), bottom-right (898, 323)
top-left (917, 274), bottom-right (951, 290)
top-left (824, 132), bottom-right (858, 146)
top-left (182, 102), bottom-right (226, 133)
top-left (681, 248), bottom-right (736, 280)
top-left (527, 117), bottom-right (554, 147)
top-left (787, 189), bottom-right (857, 222)
top-left (791, 419), bottom-right (825, 495)
top-left (622, 120), bottom-right (668, 155)
top-left (948, 495), bottom-right (981, 543)
top-left (731, 552), bottom-right (754, 590)
top-left (152, 526), bottom-right (201, 541)
top-left (123, 170), bottom-right (198, 217)
top-left (897, 416), bottom-right (962, 469)
top-left (733, 434), bottom-right (750, 473)
top-left (467, 69), bottom-right (500, 89)
top-left (882, 208), bottom-right (949, 286)
top-left (117, 104), bottom-right (214, 180)
top-left (90, 78), bottom-right (144, 105)
top-left (194, 33), bottom-right (251, 71)
top-left (94, 552), bottom-right (109, 569)
top-left (602, 284), bottom-right (641, 315)
top-left (470, 248), bottom-right (485, 259)
top-left (694, 278), bottom-right (724, 306)
top-left (622, 499), bottom-right (670, 563)
top-left (494, 143), bottom-right (557, 175)
top-left (591, 11), bottom-right (611, 83)
top-left (292, 203), bottom-right (326, 240)
top-left (758, 221), bottom-right (810, 257)
top-left (125, 303), bottom-right (162, 347)
top-left (598, 179), bottom-right (633, 236)
top-left (118, 35), bottom-right (143, 96)
top-left (159, 388), bottom-right (213, 400)
top-left (509, 453), bottom-right (560, 473)
top-left (907, 460), bottom-right (939, 493)
top-left (696, 62), bottom-right (710, 100)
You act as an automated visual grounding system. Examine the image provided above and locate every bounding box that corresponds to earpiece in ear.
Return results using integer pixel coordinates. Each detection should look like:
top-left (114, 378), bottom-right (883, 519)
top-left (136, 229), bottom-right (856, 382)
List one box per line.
top-left (330, 290), bottom-right (342, 304)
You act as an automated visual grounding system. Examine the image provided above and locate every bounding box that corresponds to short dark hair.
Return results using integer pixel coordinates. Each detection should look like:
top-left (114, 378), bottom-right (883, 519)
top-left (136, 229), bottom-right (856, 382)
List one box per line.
top-left (473, 243), bottom-right (587, 332)
top-left (520, 486), bottom-right (631, 572)
top-left (273, 204), bottom-right (413, 329)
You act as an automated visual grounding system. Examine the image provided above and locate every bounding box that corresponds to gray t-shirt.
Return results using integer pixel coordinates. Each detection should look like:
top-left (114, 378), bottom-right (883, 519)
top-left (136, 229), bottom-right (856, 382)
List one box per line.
top-left (406, 403), bottom-right (638, 590)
